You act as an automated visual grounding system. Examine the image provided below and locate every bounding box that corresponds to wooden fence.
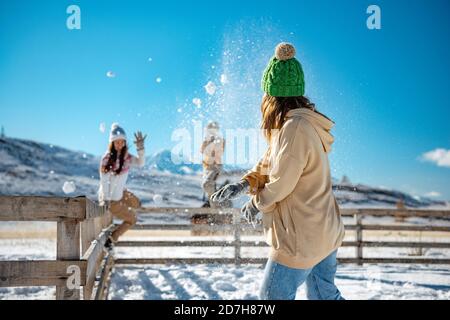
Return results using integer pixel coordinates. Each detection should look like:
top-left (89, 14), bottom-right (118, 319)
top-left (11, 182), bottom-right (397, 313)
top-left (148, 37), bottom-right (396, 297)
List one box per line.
top-left (1, 197), bottom-right (450, 300)
top-left (0, 196), bottom-right (113, 300)
top-left (114, 207), bottom-right (450, 266)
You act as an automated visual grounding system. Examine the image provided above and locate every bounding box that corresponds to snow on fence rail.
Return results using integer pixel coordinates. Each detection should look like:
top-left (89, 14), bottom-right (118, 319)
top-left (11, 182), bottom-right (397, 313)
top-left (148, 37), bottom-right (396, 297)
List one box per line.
top-left (0, 195), bottom-right (113, 300)
top-left (114, 207), bottom-right (450, 266)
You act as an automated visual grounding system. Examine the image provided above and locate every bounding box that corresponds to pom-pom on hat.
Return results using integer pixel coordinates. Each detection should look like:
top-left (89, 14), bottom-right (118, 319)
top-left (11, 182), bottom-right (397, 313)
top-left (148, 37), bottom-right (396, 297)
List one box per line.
top-left (261, 42), bottom-right (305, 97)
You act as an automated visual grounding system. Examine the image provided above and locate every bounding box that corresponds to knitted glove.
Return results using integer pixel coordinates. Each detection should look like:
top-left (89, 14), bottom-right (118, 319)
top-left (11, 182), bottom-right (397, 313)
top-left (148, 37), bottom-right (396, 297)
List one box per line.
top-left (211, 180), bottom-right (249, 203)
top-left (134, 131), bottom-right (147, 151)
top-left (241, 198), bottom-right (260, 227)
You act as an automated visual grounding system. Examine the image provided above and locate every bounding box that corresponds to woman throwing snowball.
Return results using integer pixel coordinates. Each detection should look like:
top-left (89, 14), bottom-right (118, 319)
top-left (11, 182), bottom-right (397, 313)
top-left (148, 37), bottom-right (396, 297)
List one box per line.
top-left (212, 43), bottom-right (345, 300)
top-left (98, 123), bottom-right (147, 245)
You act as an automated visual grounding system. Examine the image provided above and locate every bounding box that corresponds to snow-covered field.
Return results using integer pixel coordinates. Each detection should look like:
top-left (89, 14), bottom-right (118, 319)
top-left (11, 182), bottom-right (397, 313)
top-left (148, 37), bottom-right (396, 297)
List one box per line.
top-left (1, 220), bottom-right (450, 300)
top-left (1, 238), bottom-right (449, 301)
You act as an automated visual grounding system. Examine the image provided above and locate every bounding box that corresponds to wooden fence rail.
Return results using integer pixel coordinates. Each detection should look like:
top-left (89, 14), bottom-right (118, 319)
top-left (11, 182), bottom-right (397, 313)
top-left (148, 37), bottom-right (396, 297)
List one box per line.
top-left (0, 196), bottom-right (113, 300)
top-left (1, 197), bottom-right (450, 300)
top-left (115, 207), bottom-right (450, 266)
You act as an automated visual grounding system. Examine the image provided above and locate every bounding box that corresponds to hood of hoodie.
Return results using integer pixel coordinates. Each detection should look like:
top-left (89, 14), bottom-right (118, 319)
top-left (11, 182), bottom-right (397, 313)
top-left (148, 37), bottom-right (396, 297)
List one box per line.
top-left (285, 108), bottom-right (335, 153)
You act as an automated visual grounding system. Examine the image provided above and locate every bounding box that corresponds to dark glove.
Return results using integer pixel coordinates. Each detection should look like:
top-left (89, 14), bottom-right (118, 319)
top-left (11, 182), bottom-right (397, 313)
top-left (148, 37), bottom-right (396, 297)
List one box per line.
top-left (211, 180), bottom-right (249, 203)
top-left (241, 198), bottom-right (259, 227)
top-left (134, 131), bottom-right (147, 151)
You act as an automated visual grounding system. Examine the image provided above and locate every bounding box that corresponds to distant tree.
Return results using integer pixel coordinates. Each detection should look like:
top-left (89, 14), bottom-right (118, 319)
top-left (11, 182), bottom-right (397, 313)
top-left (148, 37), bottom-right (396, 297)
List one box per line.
top-left (0, 126), bottom-right (4, 138)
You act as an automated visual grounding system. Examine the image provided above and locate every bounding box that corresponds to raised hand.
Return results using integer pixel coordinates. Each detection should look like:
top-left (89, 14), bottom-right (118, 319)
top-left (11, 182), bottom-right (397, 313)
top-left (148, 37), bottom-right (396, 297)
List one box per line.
top-left (134, 131), bottom-right (147, 151)
top-left (211, 180), bottom-right (249, 203)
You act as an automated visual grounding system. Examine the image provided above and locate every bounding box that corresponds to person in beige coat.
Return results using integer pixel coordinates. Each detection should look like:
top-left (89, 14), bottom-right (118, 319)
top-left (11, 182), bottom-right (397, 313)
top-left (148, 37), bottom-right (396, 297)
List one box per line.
top-left (212, 43), bottom-right (345, 300)
top-left (200, 121), bottom-right (226, 208)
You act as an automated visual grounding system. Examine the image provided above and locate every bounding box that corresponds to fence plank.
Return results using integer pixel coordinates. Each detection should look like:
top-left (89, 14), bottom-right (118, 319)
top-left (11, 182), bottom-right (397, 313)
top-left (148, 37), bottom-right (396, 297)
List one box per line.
top-left (81, 219), bottom-right (96, 256)
top-left (94, 253), bottom-right (114, 300)
top-left (361, 241), bottom-right (450, 248)
top-left (136, 207), bottom-right (450, 218)
top-left (0, 196), bottom-right (86, 221)
top-left (340, 208), bottom-right (450, 218)
top-left (137, 207), bottom-right (239, 214)
top-left (81, 226), bottom-right (114, 300)
top-left (115, 240), bottom-right (450, 249)
top-left (130, 223), bottom-right (450, 233)
top-left (0, 260), bottom-right (87, 287)
top-left (115, 257), bottom-right (450, 265)
top-left (361, 225), bottom-right (450, 232)
top-left (86, 198), bottom-right (108, 219)
top-left (56, 220), bottom-right (81, 300)
top-left (355, 213), bottom-right (363, 265)
top-left (115, 240), bottom-right (360, 247)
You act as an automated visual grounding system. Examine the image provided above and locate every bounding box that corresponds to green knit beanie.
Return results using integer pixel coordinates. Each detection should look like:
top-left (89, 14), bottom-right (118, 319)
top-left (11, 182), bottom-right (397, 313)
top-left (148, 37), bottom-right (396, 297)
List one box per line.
top-left (261, 43), bottom-right (305, 97)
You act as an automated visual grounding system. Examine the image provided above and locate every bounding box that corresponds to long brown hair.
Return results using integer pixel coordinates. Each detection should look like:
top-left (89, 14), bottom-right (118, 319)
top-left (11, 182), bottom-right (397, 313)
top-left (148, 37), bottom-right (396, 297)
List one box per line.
top-left (102, 142), bottom-right (128, 174)
top-left (260, 94), bottom-right (316, 142)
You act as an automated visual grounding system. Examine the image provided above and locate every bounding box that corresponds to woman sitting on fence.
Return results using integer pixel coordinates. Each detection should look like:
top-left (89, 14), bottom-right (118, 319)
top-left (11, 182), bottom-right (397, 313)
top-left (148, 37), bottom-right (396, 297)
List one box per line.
top-left (98, 123), bottom-right (147, 246)
top-left (212, 43), bottom-right (345, 300)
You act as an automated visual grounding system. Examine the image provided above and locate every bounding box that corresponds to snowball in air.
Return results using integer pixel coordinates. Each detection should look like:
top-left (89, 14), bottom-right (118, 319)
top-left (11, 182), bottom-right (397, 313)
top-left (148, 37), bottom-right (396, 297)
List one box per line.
top-left (62, 181), bottom-right (76, 194)
top-left (156, 77), bottom-right (162, 83)
top-left (153, 194), bottom-right (163, 204)
top-left (192, 98), bottom-right (202, 108)
top-left (106, 71), bottom-right (116, 78)
top-left (204, 81), bottom-right (216, 95)
top-left (99, 122), bottom-right (106, 133)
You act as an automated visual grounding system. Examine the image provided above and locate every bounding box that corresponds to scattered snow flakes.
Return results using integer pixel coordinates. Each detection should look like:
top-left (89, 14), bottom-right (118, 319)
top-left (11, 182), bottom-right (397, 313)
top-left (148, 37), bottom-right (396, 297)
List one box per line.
top-left (148, 57), bottom-right (153, 62)
top-left (99, 123), bottom-right (106, 133)
top-left (49, 170), bottom-right (54, 175)
top-left (156, 77), bottom-right (162, 83)
top-left (220, 74), bottom-right (228, 85)
top-left (204, 81), bottom-right (216, 95)
top-left (153, 194), bottom-right (163, 205)
top-left (62, 181), bottom-right (76, 194)
top-left (106, 71), bottom-right (116, 78)
top-left (192, 98), bottom-right (202, 108)
top-left (82, 153), bottom-right (87, 159)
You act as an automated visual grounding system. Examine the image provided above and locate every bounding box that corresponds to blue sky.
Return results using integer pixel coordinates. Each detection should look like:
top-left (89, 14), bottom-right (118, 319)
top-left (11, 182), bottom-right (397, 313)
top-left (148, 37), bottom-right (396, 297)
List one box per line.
top-left (0, 0), bottom-right (449, 200)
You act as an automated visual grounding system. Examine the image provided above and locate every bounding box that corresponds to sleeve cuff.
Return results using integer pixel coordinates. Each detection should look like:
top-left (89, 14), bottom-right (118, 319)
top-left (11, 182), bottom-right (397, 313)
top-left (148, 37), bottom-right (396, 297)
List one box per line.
top-left (252, 196), bottom-right (276, 214)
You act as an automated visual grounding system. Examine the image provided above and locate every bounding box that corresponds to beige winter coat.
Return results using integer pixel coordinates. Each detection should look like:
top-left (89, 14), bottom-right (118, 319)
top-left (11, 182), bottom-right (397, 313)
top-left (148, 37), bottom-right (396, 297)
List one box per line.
top-left (243, 108), bottom-right (345, 269)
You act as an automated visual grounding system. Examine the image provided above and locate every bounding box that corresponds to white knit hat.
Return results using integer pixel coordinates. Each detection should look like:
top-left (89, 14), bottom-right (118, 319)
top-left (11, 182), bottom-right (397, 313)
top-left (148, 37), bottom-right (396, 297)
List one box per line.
top-left (109, 123), bottom-right (127, 142)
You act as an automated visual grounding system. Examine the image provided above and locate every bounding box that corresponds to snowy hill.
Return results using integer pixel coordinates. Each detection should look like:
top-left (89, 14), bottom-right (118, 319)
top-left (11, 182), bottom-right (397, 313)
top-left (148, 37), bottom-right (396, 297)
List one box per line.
top-left (0, 136), bottom-right (447, 208)
top-left (147, 149), bottom-right (203, 175)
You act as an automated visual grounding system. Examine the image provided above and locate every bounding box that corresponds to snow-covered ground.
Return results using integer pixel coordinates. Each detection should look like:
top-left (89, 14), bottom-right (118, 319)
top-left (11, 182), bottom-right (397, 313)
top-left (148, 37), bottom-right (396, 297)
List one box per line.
top-left (1, 136), bottom-right (450, 300)
top-left (1, 242), bottom-right (449, 301)
top-left (107, 263), bottom-right (450, 300)
top-left (1, 224), bottom-right (450, 300)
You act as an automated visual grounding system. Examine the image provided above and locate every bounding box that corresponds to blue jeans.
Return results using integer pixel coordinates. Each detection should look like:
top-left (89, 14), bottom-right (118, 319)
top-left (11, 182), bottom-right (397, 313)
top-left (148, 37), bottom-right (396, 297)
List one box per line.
top-left (260, 250), bottom-right (344, 300)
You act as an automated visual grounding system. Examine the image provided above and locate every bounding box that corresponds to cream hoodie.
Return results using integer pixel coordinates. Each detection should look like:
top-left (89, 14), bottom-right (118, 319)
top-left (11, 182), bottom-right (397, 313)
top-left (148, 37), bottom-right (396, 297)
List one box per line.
top-left (247, 108), bottom-right (345, 269)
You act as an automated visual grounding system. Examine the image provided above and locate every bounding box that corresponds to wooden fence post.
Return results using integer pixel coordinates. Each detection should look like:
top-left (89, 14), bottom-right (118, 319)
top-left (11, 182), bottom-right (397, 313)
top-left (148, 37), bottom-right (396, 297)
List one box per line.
top-left (354, 211), bottom-right (363, 266)
top-left (233, 211), bottom-right (241, 266)
top-left (56, 220), bottom-right (81, 300)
